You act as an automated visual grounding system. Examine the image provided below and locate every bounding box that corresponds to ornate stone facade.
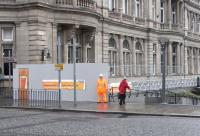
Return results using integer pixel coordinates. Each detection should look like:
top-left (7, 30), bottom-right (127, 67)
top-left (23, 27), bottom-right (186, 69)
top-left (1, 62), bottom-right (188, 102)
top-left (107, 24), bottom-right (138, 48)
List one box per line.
top-left (0, 0), bottom-right (199, 82)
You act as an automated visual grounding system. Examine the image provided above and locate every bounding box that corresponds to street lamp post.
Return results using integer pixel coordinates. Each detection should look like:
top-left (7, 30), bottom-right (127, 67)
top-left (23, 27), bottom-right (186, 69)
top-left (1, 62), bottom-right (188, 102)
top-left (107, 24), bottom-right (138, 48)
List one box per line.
top-left (159, 37), bottom-right (169, 103)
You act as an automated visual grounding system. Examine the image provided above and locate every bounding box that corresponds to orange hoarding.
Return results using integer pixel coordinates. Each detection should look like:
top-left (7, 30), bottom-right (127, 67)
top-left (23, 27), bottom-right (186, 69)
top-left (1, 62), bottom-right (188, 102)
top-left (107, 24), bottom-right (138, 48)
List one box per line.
top-left (42, 80), bottom-right (85, 91)
top-left (19, 69), bottom-right (29, 100)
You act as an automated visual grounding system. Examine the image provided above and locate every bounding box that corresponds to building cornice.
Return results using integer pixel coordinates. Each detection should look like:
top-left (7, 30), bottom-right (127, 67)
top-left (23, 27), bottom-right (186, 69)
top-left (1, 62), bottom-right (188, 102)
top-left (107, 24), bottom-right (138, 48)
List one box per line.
top-left (0, 2), bottom-right (102, 21)
top-left (184, 0), bottom-right (200, 11)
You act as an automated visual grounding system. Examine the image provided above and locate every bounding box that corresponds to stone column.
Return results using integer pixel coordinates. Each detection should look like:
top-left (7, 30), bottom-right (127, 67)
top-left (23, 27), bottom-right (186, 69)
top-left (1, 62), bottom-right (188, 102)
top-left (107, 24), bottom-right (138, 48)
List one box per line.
top-left (147, 41), bottom-right (154, 76)
top-left (156, 42), bottom-right (161, 75)
top-left (177, 43), bottom-right (181, 74)
top-left (180, 43), bottom-right (184, 74)
top-left (168, 0), bottom-right (172, 29)
top-left (116, 0), bottom-right (119, 12)
top-left (191, 48), bottom-right (194, 74)
top-left (149, 0), bottom-right (152, 19)
top-left (119, 35), bottom-right (124, 76)
top-left (144, 39), bottom-right (148, 75)
top-left (177, 0), bottom-right (180, 26)
top-left (94, 29), bottom-right (102, 63)
top-left (115, 36), bottom-right (120, 76)
top-left (63, 30), bottom-right (68, 63)
top-left (102, 33), bottom-right (109, 63)
top-left (156, 0), bottom-right (160, 28)
top-left (82, 33), bottom-right (87, 63)
top-left (119, 0), bottom-right (123, 21)
top-left (184, 46), bottom-right (188, 75)
top-left (132, 37), bottom-right (136, 76)
top-left (141, 0), bottom-right (144, 18)
top-left (180, 2), bottom-right (185, 27)
top-left (168, 42), bottom-right (173, 74)
top-left (132, 0), bottom-right (135, 16)
top-left (73, 0), bottom-right (77, 7)
top-left (129, 37), bottom-right (133, 77)
top-left (198, 49), bottom-right (200, 74)
top-left (129, 0), bottom-right (132, 16)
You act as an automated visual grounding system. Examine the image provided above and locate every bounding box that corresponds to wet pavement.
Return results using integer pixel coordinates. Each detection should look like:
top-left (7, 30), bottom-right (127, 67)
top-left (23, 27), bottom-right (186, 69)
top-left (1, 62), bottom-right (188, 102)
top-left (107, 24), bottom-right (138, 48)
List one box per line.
top-left (0, 108), bottom-right (200, 136)
top-left (58, 101), bottom-right (200, 117)
top-left (1, 94), bottom-right (200, 117)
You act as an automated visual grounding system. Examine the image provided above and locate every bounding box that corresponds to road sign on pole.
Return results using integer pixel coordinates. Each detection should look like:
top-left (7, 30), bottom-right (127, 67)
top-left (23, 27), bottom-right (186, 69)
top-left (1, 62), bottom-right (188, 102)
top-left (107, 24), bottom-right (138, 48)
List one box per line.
top-left (55, 64), bottom-right (64, 71)
top-left (3, 57), bottom-right (17, 63)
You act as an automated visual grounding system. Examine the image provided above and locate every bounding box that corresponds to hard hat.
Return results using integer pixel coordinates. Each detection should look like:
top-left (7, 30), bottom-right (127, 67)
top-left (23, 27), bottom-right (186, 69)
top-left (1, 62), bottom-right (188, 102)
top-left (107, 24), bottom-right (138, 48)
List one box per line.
top-left (99, 74), bottom-right (103, 77)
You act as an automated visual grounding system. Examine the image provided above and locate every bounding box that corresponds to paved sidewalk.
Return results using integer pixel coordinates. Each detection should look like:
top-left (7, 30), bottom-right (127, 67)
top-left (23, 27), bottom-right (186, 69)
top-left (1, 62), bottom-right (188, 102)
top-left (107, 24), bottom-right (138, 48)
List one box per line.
top-left (1, 101), bottom-right (200, 118)
top-left (60, 102), bottom-right (200, 117)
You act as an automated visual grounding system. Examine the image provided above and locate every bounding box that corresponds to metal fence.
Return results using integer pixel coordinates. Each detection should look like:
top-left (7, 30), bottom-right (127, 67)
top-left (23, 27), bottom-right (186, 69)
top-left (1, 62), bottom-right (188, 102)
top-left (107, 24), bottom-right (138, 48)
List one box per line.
top-left (0, 88), bottom-right (59, 108)
top-left (166, 91), bottom-right (200, 106)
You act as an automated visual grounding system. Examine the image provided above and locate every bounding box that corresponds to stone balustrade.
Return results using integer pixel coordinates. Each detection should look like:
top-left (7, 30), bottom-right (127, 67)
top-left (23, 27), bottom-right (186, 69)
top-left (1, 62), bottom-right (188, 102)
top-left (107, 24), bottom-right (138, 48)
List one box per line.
top-left (135, 17), bottom-right (145, 26)
top-left (0, 0), bottom-right (15, 4)
top-left (56, 0), bottom-right (95, 9)
top-left (56, 0), bottom-right (72, 6)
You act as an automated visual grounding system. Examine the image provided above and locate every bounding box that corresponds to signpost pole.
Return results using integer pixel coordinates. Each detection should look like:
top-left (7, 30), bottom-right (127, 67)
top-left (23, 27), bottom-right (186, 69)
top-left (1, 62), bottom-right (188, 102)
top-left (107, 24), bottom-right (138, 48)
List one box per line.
top-left (73, 33), bottom-right (77, 107)
top-left (58, 31), bottom-right (62, 108)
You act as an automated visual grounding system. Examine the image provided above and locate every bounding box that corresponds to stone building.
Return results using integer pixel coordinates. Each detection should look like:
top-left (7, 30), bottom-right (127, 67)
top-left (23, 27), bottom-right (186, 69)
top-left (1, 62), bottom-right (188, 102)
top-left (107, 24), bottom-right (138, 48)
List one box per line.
top-left (0, 0), bottom-right (199, 83)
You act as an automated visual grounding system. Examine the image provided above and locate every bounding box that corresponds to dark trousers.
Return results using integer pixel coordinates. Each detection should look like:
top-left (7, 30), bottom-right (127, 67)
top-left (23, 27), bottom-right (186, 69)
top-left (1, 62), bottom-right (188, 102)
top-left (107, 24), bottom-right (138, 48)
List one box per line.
top-left (119, 94), bottom-right (126, 105)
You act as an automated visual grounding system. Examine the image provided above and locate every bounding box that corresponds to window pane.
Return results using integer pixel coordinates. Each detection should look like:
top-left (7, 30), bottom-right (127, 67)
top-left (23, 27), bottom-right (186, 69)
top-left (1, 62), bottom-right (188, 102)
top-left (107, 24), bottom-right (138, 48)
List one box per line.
top-left (4, 63), bottom-right (13, 75)
top-left (68, 46), bottom-right (73, 63)
top-left (2, 27), bottom-right (13, 41)
top-left (87, 48), bottom-right (91, 63)
top-left (3, 49), bottom-right (12, 57)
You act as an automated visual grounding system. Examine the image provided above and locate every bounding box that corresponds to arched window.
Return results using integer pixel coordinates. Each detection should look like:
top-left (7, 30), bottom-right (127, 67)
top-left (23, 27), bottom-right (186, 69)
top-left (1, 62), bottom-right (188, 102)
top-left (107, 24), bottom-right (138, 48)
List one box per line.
top-left (108, 37), bottom-right (117, 76)
top-left (109, 38), bottom-right (116, 48)
top-left (135, 42), bottom-right (143, 75)
top-left (123, 39), bottom-right (130, 49)
top-left (123, 39), bottom-right (130, 76)
top-left (192, 15), bottom-right (195, 32)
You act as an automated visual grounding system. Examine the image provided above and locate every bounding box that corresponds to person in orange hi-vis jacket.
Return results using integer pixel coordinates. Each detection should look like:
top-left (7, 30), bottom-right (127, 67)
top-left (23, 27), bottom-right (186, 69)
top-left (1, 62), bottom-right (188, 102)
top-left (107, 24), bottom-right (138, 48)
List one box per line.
top-left (96, 74), bottom-right (108, 103)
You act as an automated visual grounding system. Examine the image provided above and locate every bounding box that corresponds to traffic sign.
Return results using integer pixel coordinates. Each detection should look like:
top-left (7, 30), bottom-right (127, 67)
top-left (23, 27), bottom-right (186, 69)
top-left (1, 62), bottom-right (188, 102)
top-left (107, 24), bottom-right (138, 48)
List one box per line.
top-left (3, 57), bottom-right (17, 63)
top-left (55, 64), bottom-right (64, 71)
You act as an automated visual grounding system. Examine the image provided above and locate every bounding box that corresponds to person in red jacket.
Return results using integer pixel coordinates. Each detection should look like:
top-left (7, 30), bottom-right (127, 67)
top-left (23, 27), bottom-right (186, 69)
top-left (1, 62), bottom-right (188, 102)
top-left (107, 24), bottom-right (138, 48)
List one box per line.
top-left (118, 77), bottom-right (130, 105)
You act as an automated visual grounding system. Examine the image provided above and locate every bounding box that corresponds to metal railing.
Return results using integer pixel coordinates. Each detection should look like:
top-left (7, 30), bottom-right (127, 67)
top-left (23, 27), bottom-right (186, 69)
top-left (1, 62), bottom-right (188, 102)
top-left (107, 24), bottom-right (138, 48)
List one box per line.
top-left (0, 89), bottom-right (59, 108)
top-left (108, 87), bottom-right (161, 103)
top-left (166, 91), bottom-right (200, 105)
